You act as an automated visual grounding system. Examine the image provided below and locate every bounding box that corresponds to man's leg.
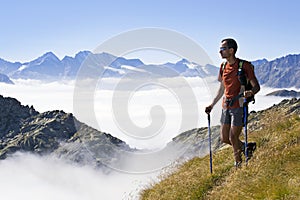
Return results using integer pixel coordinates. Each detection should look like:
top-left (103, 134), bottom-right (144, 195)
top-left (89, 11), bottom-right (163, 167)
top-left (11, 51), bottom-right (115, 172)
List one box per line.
top-left (220, 109), bottom-right (231, 145)
top-left (229, 125), bottom-right (243, 163)
top-left (229, 107), bottom-right (244, 165)
top-left (220, 124), bottom-right (231, 145)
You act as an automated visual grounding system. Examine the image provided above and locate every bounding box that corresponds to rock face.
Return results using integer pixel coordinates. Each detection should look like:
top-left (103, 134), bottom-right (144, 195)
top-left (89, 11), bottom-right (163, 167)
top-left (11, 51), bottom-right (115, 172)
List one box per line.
top-left (54, 123), bottom-right (131, 168)
top-left (0, 95), bottom-right (130, 166)
top-left (0, 96), bottom-right (38, 138)
top-left (247, 98), bottom-right (300, 132)
top-left (266, 89), bottom-right (300, 97)
top-left (0, 110), bottom-right (76, 159)
top-left (169, 126), bottom-right (222, 160)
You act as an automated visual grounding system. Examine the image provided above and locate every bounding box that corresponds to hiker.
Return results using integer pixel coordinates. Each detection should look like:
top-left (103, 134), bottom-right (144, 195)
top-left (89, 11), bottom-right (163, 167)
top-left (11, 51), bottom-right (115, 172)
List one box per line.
top-left (205, 38), bottom-right (260, 167)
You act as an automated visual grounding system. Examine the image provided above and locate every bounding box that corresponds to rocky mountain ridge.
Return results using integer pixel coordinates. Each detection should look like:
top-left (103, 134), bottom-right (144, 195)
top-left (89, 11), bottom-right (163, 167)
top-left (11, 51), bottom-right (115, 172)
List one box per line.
top-left (253, 54), bottom-right (300, 88)
top-left (266, 89), bottom-right (300, 97)
top-left (0, 95), bottom-right (130, 168)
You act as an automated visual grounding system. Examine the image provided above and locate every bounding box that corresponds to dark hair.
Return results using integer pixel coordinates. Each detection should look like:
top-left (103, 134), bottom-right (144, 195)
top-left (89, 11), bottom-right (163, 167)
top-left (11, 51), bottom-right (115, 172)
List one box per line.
top-left (222, 38), bottom-right (238, 53)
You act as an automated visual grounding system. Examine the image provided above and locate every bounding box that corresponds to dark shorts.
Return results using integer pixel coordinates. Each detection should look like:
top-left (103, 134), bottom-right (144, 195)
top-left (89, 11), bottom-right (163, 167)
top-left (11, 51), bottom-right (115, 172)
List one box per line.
top-left (220, 107), bottom-right (243, 127)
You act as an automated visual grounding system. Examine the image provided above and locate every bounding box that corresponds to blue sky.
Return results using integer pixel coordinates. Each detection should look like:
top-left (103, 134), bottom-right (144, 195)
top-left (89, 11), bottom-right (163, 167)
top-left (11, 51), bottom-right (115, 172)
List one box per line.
top-left (1, 0), bottom-right (300, 65)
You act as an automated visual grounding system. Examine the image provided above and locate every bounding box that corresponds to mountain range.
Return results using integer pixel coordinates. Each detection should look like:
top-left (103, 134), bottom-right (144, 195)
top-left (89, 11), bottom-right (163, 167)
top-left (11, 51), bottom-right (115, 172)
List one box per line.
top-left (0, 51), bottom-right (218, 81)
top-left (252, 54), bottom-right (300, 88)
top-left (0, 51), bottom-right (300, 88)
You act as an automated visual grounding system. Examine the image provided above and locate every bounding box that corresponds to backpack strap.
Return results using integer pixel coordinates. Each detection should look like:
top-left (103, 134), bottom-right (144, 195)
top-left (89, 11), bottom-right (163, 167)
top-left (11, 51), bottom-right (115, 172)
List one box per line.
top-left (220, 61), bottom-right (227, 77)
top-left (222, 61), bottom-right (227, 71)
top-left (237, 60), bottom-right (247, 86)
top-left (238, 59), bottom-right (256, 104)
top-left (238, 60), bottom-right (244, 71)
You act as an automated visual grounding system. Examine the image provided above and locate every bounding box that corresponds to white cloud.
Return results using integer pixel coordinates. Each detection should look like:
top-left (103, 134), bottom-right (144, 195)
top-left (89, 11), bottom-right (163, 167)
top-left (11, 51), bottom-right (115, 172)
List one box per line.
top-left (0, 153), bottom-right (156, 200)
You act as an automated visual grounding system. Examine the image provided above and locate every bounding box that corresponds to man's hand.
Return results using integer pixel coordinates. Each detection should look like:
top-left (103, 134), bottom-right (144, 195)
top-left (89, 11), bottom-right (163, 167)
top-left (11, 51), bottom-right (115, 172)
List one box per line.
top-left (205, 105), bottom-right (213, 114)
top-left (244, 90), bottom-right (254, 98)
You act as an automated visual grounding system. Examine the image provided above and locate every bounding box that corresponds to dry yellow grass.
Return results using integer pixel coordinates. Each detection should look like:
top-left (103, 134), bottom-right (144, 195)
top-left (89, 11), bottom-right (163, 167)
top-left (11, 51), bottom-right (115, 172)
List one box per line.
top-left (140, 147), bottom-right (234, 200)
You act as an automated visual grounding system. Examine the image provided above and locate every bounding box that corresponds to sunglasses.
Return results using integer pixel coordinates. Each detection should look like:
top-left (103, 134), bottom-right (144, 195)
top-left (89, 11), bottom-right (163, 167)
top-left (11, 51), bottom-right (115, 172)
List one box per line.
top-left (220, 47), bottom-right (230, 51)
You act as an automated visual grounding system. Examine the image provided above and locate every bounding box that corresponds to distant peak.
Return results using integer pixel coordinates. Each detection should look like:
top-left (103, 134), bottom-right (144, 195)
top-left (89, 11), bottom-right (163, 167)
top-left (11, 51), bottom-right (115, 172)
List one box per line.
top-left (42, 51), bottom-right (57, 57)
top-left (97, 52), bottom-right (117, 57)
top-left (178, 58), bottom-right (189, 64)
top-left (75, 50), bottom-right (92, 57)
top-left (74, 50), bottom-right (92, 60)
top-left (39, 51), bottom-right (60, 61)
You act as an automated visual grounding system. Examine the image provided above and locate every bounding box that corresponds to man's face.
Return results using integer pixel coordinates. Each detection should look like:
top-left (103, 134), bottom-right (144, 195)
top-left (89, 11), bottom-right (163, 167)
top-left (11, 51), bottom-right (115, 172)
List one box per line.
top-left (219, 41), bottom-right (230, 59)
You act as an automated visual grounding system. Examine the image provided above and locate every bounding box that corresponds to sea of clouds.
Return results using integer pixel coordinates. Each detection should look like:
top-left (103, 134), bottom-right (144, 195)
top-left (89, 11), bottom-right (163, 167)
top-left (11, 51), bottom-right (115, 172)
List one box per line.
top-left (0, 78), bottom-right (295, 199)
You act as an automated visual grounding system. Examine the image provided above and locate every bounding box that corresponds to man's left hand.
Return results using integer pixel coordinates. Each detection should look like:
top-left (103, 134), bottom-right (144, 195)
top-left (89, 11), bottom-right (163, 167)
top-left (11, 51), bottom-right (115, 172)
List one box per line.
top-left (244, 90), bottom-right (254, 98)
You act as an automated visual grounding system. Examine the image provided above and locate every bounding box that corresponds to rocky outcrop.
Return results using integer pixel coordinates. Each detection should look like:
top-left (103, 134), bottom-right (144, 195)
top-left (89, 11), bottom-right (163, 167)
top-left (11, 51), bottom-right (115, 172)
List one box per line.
top-left (0, 95), bottom-right (38, 138)
top-left (0, 95), bottom-right (80, 159)
top-left (169, 126), bottom-right (222, 159)
top-left (54, 123), bottom-right (131, 168)
top-left (247, 98), bottom-right (300, 132)
top-left (0, 110), bottom-right (77, 159)
top-left (266, 89), bottom-right (300, 97)
top-left (0, 95), bottom-right (130, 166)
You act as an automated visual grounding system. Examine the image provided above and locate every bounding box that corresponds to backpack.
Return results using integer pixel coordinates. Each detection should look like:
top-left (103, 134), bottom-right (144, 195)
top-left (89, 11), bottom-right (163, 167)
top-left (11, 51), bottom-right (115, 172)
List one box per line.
top-left (221, 59), bottom-right (255, 104)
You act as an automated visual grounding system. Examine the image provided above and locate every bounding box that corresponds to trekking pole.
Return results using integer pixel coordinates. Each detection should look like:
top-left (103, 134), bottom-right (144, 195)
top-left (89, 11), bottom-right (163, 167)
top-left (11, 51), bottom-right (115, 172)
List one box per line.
top-left (208, 113), bottom-right (213, 174)
top-left (243, 99), bottom-right (249, 165)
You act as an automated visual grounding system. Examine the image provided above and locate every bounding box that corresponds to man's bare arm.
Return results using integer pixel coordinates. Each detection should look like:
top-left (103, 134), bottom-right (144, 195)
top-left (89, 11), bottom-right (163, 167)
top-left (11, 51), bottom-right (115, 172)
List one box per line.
top-left (205, 82), bottom-right (224, 113)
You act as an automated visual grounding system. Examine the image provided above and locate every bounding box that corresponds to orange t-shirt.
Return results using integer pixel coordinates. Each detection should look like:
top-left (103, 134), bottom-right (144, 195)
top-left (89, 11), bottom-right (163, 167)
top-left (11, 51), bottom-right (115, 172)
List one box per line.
top-left (218, 58), bottom-right (255, 109)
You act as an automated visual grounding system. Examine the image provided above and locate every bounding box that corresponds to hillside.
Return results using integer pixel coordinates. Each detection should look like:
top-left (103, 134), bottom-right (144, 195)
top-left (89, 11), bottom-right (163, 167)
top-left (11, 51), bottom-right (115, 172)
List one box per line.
top-left (140, 98), bottom-right (300, 199)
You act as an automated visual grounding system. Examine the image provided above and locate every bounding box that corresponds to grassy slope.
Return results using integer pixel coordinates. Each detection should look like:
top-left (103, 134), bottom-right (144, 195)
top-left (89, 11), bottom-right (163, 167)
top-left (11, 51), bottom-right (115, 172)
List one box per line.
top-left (140, 102), bottom-right (300, 200)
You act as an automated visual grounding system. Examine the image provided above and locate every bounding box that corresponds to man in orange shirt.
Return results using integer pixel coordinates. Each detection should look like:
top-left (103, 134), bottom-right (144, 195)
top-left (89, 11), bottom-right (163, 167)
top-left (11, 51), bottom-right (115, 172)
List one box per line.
top-left (205, 38), bottom-right (260, 168)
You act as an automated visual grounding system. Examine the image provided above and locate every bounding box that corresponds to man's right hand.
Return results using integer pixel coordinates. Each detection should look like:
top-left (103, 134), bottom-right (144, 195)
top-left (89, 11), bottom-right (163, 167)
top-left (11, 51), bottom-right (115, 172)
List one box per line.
top-left (205, 105), bottom-right (213, 114)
